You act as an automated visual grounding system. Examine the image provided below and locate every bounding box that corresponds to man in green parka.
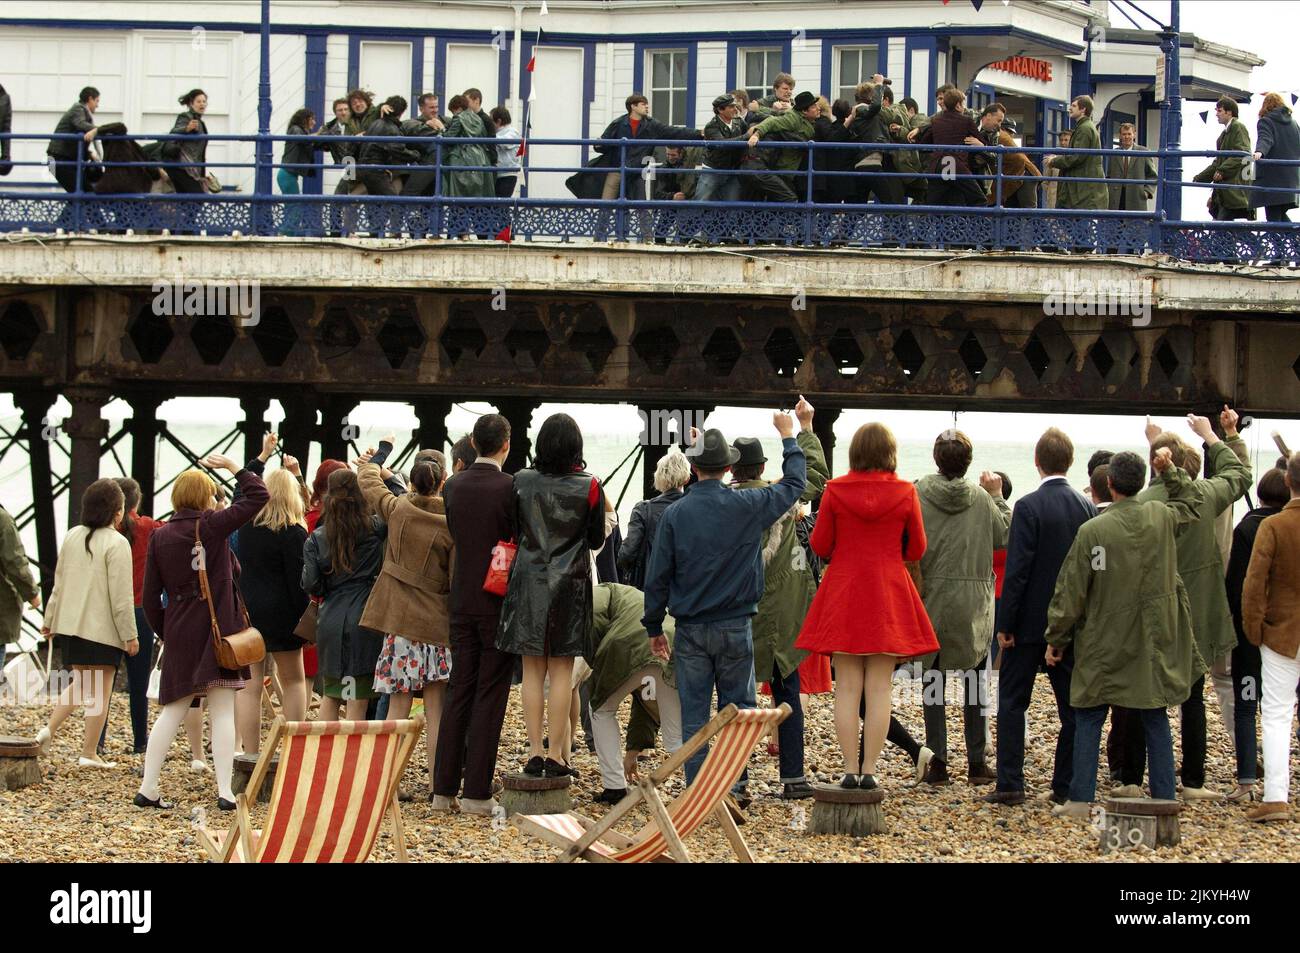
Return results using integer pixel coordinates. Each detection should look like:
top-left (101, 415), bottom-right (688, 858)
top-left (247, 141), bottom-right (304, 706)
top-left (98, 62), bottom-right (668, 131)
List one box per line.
top-left (1044, 448), bottom-right (1204, 817)
top-left (729, 396), bottom-right (829, 800)
top-left (588, 582), bottom-right (680, 805)
top-left (1193, 96), bottom-right (1254, 220)
top-left (915, 430), bottom-right (1012, 786)
top-left (441, 95), bottom-right (495, 199)
top-left (1123, 408), bottom-right (1252, 800)
top-left (1, 502), bottom-right (40, 649)
top-left (1046, 95), bottom-right (1107, 210)
top-left (744, 90), bottom-right (820, 202)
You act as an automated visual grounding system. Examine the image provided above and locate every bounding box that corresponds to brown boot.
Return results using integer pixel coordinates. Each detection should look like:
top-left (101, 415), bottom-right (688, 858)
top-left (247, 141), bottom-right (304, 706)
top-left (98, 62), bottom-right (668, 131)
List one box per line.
top-left (967, 762), bottom-right (996, 786)
top-left (1246, 802), bottom-right (1291, 823)
top-left (922, 757), bottom-right (951, 786)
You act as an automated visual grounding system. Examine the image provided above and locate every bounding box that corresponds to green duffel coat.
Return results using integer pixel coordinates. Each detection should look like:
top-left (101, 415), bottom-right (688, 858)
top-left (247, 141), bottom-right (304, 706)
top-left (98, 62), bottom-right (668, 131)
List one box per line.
top-left (915, 474), bottom-right (1012, 672)
top-left (733, 428), bottom-right (829, 681)
top-left (1, 505), bottom-right (39, 645)
top-left (1136, 436), bottom-right (1252, 664)
top-left (1050, 116), bottom-right (1107, 210)
top-left (1193, 118), bottom-right (1252, 211)
top-left (1046, 465), bottom-right (1205, 709)
top-left (589, 582), bottom-right (674, 711)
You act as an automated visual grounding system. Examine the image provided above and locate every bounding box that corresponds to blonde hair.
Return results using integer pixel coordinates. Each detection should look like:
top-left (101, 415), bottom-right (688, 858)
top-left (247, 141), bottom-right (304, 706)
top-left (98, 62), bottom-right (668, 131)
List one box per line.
top-left (254, 468), bottom-right (307, 531)
top-left (172, 469), bottom-right (216, 511)
top-left (654, 445), bottom-right (692, 493)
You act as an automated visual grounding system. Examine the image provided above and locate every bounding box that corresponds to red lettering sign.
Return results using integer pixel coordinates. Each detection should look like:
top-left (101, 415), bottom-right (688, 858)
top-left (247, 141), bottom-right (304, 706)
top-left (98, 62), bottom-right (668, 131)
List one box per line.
top-left (988, 56), bottom-right (1053, 82)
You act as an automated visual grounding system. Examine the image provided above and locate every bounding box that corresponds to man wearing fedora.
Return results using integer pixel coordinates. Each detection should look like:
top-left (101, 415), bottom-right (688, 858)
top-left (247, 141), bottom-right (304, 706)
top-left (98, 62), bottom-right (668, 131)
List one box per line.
top-left (642, 405), bottom-right (807, 803)
top-left (743, 89), bottom-right (821, 202)
top-left (730, 396), bottom-right (829, 799)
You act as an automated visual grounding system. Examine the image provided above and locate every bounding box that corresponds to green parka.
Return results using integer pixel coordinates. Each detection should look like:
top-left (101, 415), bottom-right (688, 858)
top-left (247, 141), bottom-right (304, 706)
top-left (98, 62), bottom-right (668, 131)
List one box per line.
top-left (751, 110), bottom-right (816, 172)
top-left (1, 505), bottom-right (39, 645)
top-left (1193, 117), bottom-right (1252, 211)
top-left (1046, 465), bottom-right (1205, 709)
top-left (1135, 436), bottom-right (1252, 664)
top-left (733, 428), bottom-right (829, 681)
top-left (915, 474), bottom-right (1012, 672)
top-left (589, 582), bottom-right (674, 710)
top-left (1050, 116), bottom-right (1107, 210)
top-left (442, 108), bottom-right (495, 198)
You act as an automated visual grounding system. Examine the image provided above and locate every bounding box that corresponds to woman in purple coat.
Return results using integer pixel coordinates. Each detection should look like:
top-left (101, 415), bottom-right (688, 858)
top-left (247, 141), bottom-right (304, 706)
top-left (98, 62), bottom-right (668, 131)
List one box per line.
top-left (134, 454), bottom-right (268, 811)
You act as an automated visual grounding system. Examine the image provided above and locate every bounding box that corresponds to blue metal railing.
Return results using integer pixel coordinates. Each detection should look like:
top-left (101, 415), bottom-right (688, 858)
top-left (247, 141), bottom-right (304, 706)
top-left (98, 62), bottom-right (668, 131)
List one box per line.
top-left (1, 129), bottom-right (1297, 263)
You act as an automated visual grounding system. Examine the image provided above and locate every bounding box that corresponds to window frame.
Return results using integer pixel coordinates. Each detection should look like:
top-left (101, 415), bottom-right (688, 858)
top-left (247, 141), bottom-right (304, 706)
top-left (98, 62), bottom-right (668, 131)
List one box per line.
top-left (644, 47), bottom-right (689, 126)
top-left (832, 45), bottom-right (881, 103)
top-left (738, 46), bottom-right (784, 102)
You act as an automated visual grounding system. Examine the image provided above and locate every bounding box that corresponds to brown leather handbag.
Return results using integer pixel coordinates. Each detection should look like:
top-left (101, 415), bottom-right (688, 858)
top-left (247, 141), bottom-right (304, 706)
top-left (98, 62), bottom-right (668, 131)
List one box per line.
top-left (194, 521), bottom-right (265, 670)
top-left (292, 600), bottom-right (319, 644)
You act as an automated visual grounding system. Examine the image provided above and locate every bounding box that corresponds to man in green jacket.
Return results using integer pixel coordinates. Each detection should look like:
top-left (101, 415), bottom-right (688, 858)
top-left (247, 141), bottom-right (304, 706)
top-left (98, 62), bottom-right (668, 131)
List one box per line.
top-left (1046, 95), bottom-right (1107, 210)
top-left (1194, 96), bottom-right (1254, 220)
top-left (589, 583), bottom-right (679, 805)
top-left (729, 396), bottom-right (829, 800)
top-left (915, 430), bottom-right (1012, 786)
top-left (745, 90), bottom-right (819, 202)
top-left (1124, 409), bottom-right (1252, 799)
top-left (1045, 448), bottom-right (1204, 818)
top-left (1, 503), bottom-right (40, 650)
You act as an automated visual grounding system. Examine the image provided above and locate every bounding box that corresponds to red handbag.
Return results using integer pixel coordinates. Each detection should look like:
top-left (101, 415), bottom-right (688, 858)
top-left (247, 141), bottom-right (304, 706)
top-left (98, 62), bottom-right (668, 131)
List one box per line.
top-left (483, 540), bottom-right (517, 596)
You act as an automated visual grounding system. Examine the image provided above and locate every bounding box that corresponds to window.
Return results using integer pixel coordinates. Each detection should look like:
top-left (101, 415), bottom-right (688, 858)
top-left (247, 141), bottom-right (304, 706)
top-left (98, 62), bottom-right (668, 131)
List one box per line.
top-left (740, 48), bottom-right (783, 101)
top-left (835, 46), bottom-right (880, 101)
top-left (647, 49), bottom-right (688, 125)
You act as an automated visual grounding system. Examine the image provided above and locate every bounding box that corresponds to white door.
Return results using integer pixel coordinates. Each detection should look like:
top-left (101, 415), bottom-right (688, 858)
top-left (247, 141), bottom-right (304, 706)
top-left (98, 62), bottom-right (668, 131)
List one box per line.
top-left (444, 44), bottom-right (499, 105)
top-left (140, 35), bottom-right (239, 187)
top-left (525, 46), bottom-right (584, 199)
top-left (359, 41), bottom-right (413, 106)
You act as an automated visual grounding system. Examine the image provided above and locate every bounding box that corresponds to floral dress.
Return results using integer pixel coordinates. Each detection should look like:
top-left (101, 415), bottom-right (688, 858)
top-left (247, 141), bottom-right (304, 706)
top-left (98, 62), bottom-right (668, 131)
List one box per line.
top-left (373, 635), bottom-right (451, 694)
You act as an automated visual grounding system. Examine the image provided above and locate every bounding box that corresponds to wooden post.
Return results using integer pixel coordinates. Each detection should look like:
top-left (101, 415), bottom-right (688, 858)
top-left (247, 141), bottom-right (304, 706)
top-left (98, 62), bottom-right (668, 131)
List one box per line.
top-left (0, 736), bottom-right (41, 790)
top-left (808, 784), bottom-right (886, 836)
top-left (1099, 797), bottom-right (1181, 853)
top-left (499, 772), bottom-right (572, 818)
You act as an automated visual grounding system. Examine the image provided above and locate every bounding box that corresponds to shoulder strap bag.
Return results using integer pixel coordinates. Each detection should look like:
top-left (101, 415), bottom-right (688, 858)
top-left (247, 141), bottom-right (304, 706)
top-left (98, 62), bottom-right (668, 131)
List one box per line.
top-left (195, 520), bottom-right (265, 670)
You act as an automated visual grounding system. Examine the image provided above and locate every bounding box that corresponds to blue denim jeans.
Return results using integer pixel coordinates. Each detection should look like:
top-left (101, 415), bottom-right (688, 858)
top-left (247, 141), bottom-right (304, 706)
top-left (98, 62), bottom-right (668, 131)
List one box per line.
top-left (674, 618), bottom-right (756, 786)
top-left (768, 664), bottom-right (804, 783)
top-left (694, 168), bottom-right (741, 204)
top-left (1071, 704), bottom-right (1175, 802)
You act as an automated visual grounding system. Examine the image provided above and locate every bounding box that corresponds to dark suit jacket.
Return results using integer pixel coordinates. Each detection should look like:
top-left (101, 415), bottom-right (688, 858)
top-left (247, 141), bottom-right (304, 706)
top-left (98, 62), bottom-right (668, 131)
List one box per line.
top-left (443, 461), bottom-right (515, 617)
top-left (995, 477), bottom-right (1097, 645)
top-left (917, 108), bottom-right (981, 175)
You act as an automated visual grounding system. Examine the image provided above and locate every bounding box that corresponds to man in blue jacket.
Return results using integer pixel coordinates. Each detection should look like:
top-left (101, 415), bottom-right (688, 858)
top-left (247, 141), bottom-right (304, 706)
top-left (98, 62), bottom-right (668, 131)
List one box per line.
top-left (983, 427), bottom-right (1097, 806)
top-left (642, 411), bottom-right (806, 800)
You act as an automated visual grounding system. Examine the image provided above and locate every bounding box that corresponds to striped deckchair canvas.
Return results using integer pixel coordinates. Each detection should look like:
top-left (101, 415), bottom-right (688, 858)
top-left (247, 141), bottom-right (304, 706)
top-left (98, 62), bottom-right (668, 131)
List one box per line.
top-left (514, 704), bottom-right (790, 863)
top-left (199, 715), bottom-right (423, 863)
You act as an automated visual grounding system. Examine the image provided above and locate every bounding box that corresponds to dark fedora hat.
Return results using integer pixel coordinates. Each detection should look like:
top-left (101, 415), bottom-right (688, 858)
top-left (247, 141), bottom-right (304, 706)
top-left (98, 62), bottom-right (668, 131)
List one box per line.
top-left (731, 437), bottom-right (767, 467)
top-left (793, 90), bottom-right (818, 112)
top-left (692, 428), bottom-right (741, 469)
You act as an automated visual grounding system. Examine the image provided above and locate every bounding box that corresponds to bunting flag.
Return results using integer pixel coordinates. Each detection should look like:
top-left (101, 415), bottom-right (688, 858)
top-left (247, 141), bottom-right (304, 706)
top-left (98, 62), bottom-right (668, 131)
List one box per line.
top-left (539, 0), bottom-right (549, 14)
top-left (1199, 110), bottom-right (1210, 123)
top-left (526, 29), bottom-right (546, 71)
top-left (1293, 93), bottom-right (1298, 105)
top-left (496, 225), bottom-right (513, 242)
top-left (971, 0), bottom-right (983, 9)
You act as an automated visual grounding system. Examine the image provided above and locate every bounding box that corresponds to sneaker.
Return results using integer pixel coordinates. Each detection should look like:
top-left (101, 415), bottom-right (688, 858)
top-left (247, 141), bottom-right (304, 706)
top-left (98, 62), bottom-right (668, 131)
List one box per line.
top-left (1181, 786), bottom-right (1223, 801)
top-left (1245, 801), bottom-right (1290, 823)
top-left (1052, 799), bottom-right (1092, 819)
top-left (429, 794), bottom-right (458, 813)
top-left (593, 787), bottom-right (628, 805)
top-left (921, 757), bottom-right (951, 786)
top-left (967, 763), bottom-right (996, 786)
top-left (1110, 784), bottom-right (1145, 799)
top-left (914, 746), bottom-right (934, 784)
top-left (1034, 789), bottom-right (1067, 805)
top-left (35, 727), bottom-right (52, 756)
top-left (781, 780), bottom-right (815, 800)
top-left (460, 797), bottom-right (498, 817)
top-left (1225, 783), bottom-right (1258, 803)
top-left (77, 756), bottom-right (118, 770)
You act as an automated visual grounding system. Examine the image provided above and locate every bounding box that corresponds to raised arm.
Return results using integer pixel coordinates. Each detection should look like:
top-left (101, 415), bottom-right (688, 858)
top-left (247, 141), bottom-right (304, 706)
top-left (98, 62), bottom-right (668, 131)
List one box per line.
top-left (201, 455), bottom-right (269, 540)
top-left (357, 462), bottom-right (400, 524)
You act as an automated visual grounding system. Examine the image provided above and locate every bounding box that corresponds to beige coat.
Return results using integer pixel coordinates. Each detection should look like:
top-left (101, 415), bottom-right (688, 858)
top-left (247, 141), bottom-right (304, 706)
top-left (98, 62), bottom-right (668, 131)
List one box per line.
top-left (357, 463), bottom-right (453, 646)
top-left (44, 526), bottom-right (136, 650)
top-left (1242, 498), bottom-right (1300, 659)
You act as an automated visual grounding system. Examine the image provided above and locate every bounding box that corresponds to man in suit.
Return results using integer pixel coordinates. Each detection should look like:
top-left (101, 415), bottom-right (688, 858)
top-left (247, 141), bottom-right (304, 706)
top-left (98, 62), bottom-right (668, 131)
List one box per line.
top-left (48, 86), bottom-right (102, 192)
top-left (983, 427), bottom-right (1097, 806)
top-left (1106, 122), bottom-right (1156, 211)
top-left (431, 413), bottom-right (517, 816)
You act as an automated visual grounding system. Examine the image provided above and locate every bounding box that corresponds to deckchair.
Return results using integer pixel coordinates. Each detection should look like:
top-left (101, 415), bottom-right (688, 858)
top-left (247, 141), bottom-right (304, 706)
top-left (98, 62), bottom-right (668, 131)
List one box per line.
top-left (514, 703), bottom-right (790, 863)
top-left (198, 715), bottom-right (423, 863)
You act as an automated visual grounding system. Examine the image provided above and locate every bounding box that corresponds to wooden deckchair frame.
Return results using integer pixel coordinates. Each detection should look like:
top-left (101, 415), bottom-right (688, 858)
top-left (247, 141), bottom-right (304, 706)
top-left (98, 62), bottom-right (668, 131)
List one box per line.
top-left (198, 714), bottom-right (423, 863)
top-left (514, 703), bottom-right (790, 863)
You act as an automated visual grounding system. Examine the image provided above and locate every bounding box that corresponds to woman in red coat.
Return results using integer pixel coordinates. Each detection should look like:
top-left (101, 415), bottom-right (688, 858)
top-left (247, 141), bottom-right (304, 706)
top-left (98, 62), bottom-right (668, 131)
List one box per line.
top-left (134, 454), bottom-right (267, 811)
top-left (796, 423), bottom-right (938, 790)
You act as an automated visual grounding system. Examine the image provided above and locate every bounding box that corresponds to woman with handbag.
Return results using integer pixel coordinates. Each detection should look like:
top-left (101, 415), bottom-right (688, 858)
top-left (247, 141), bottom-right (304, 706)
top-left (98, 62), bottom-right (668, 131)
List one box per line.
top-left (303, 467), bottom-right (387, 722)
top-left (498, 413), bottom-right (609, 777)
top-left (234, 463), bottom-right (310, 749)
top-left (357, 456), bottom-right (453, 794)
top-left (166, 88), bottom-right (211, 195)
top-left (36, 479), bottom-right (139, 769)
top-left (135, 454), bottom-right (268, 811)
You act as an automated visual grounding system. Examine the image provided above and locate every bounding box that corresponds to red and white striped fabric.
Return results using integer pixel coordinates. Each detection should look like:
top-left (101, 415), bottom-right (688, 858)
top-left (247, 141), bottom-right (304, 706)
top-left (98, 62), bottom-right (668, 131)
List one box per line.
top-left (527, 707), bottom-right (781, 863)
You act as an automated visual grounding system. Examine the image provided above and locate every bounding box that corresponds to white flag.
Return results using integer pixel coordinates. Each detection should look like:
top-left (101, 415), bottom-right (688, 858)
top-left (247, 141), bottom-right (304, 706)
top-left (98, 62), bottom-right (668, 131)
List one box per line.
top-left (528, 85), bottom-right (537, 102)
top-left (540, 0), bottom-right (549, 14)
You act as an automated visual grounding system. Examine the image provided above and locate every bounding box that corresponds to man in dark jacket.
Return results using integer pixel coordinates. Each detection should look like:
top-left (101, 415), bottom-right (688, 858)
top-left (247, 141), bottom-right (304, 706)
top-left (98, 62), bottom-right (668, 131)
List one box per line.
top-left (983, 427), bottom-right (1097, 806)
top-left (642, 411), bottom-right (806, 799)
top-left (356, 95), bottom-right (412, 235)
top-left (917, 88), bottom-right (986, 206)
top-left (0, 83), bottom-right (12, 176)
top-left (696, 94), bottom-right (747, 203)
top-left (399, 93), bottom-right (448, 199)
top-left (432, 413), bottom-right (517, 816)
top-left (48, 87), bottom-right (102, 192)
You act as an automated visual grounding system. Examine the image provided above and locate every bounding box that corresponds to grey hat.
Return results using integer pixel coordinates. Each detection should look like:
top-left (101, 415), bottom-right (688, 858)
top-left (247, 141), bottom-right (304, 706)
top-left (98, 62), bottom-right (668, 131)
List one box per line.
top-left (731, 437), bottom-right (767, 467)
top-left (693, 428), bottom-right (741, 469)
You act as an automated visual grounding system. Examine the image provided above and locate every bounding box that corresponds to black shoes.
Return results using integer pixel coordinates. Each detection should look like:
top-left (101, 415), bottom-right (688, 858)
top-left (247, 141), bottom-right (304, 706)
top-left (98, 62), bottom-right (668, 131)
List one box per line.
top-left (132, 793), bottom-right (173, 810)
top-left (523, 756), bottom-right (545, 777)
top-left (858, 775), bottom-right (878, 790)
top-left (542, 758), bottom-right (576, 778)
top-left (840, 773), bottom-right (860, 789)
top-left (967, 763), bottom-right (997, 786)
top-left (593, 787), bottom-right (628, 805)
top-left (217, 797), bottom-right (237, 812)
top-left (782, 780), bottom-right (815, 800)
top-left (922, 757), bottom-right (952, 786)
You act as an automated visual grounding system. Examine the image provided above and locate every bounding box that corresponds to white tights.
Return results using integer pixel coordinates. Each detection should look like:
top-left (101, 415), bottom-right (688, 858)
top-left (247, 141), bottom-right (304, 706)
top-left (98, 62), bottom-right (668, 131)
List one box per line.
top-left (140, 688), bottom-right (237, 801)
